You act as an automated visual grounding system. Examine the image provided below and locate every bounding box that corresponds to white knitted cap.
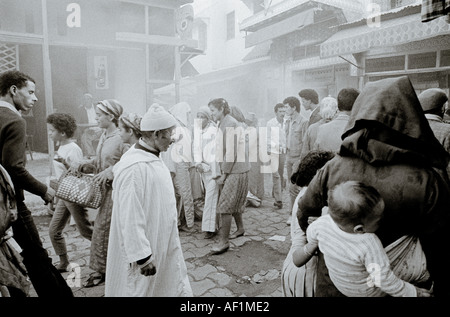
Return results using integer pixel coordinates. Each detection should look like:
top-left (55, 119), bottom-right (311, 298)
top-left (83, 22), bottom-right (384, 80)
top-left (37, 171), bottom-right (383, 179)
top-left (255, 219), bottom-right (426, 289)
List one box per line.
top-left (140, 103), bottom-right (178, 131)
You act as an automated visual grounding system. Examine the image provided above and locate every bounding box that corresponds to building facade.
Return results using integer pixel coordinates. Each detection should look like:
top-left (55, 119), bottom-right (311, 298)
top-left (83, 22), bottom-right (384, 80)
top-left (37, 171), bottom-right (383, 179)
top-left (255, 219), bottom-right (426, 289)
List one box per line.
top-left (167, 0), bottom-right (449, 124)
top-left (0, 0), bottom-right (193, 153)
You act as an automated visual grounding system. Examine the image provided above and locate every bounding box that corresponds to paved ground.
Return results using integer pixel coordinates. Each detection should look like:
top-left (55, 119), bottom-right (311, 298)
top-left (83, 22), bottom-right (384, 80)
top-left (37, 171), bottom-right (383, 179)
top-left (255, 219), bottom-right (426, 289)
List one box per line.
top-left (22, 152), bottom-right (293, 298)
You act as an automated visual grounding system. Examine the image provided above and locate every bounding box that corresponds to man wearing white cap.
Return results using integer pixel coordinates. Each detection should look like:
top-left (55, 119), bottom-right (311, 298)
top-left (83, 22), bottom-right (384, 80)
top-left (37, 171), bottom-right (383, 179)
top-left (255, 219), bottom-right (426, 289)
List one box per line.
top-left (105, 103), bottom-right (192, 297)
top-left (418, 88), bottom-right (450, 179)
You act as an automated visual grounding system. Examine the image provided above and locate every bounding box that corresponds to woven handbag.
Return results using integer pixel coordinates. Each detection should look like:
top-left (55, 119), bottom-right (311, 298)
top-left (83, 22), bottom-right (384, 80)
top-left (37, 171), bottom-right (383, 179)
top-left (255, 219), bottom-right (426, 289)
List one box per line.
top-left (55, 164), bottom-right (105, 209)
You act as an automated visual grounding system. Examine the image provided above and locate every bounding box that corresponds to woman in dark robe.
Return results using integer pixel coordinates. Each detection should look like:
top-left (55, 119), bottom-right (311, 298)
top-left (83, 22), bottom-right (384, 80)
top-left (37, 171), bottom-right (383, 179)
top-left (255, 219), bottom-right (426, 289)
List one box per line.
top-left (297, 76), bottom-right (450, 297)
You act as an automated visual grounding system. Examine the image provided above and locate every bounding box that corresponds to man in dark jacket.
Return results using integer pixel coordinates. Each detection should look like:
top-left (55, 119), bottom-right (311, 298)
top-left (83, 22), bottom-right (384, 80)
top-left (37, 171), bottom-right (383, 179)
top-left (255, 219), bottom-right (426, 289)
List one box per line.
top-left (297, 76), bottom-right (450, 297)
top-left (0, 70), bottom-right (73, 297)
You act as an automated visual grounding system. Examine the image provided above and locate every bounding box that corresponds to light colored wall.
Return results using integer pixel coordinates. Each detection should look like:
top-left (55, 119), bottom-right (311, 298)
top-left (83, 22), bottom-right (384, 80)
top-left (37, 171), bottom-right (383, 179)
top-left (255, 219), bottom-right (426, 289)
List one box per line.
top-left (191, 0), bottom-right (252, 72)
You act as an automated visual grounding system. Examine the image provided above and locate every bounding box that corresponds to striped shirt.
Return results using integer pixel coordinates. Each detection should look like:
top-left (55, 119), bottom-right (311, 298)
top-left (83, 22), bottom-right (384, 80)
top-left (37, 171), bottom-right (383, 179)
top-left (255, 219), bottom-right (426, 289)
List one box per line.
top-left (307, 214), bottom-right (416, 297)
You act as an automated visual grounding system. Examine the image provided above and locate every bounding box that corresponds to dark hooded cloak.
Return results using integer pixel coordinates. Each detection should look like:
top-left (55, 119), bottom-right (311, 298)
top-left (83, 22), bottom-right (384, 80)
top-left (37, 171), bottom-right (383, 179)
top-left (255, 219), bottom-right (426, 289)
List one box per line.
top-left (297, 76), bottom-right (450, 297)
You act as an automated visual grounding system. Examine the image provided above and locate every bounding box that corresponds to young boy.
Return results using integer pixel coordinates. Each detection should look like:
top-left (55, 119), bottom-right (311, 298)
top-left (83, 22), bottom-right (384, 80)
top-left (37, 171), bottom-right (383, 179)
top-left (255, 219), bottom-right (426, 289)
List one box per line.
top-left (293, 181), bottom-right (432, 297)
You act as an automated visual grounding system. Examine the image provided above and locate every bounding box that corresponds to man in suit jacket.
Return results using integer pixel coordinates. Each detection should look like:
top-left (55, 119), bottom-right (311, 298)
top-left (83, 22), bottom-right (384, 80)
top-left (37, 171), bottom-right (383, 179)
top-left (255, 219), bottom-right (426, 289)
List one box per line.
top-left (0, 70), bottom-right (73, 297)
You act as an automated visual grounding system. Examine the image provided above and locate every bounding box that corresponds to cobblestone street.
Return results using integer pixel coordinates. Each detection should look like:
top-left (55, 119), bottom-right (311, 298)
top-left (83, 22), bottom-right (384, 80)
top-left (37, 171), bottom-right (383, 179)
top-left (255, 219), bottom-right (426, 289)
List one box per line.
top-left (24, 153), bottom-right (292, 297)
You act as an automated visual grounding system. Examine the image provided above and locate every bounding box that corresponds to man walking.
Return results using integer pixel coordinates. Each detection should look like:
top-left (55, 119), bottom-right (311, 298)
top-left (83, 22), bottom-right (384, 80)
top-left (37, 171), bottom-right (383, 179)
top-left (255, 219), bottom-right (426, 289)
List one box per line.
top-left (105, 104), bottom-right (192, 296)
top-left (0, 70), bottom-right (73, 297)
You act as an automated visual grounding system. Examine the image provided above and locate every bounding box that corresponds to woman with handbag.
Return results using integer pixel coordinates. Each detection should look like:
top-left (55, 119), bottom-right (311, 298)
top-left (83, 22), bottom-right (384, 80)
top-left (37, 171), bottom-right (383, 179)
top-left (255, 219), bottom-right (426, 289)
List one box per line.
top-left (78, 99), bottom-right (128, 288)
top-left (47, 113), bottom-right (92, 272)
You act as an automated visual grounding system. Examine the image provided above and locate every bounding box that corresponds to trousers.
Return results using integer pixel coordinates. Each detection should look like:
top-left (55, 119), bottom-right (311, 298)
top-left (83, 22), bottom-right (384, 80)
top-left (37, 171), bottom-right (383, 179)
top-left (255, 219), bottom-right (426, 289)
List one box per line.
top-left (12, 201), bottom-right (73, 297)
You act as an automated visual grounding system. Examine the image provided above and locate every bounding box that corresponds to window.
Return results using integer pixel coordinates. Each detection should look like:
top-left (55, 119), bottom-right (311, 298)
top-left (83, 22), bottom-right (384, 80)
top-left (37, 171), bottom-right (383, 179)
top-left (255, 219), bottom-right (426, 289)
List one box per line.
top-left (408, 52), bottom-right (437, 69)
top-left (193, 19), bottom-right (208, 51)
top-left (390, 0), bottom-right (416, 9)
top-left (365, 56), bottom-right (406, 73)
top-left (227, 11), bottom-right (235, 41)
top-left (441, 50), bottom-right (450, 67)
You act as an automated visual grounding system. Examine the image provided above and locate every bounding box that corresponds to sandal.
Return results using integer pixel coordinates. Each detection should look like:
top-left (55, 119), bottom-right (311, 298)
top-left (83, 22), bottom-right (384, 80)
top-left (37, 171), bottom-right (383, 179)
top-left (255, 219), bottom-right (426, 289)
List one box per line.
top-left (82, 273), bottom-right (105, 288)
top-left (210, 244), bottom-right (230, 255)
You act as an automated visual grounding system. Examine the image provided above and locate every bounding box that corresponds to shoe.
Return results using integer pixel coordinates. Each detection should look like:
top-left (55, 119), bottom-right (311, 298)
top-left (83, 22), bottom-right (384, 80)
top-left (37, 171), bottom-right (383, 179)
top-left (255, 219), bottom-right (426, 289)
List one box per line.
top-left (82, 273), bottom-right (105, 288)
top-left (274, 201), bottom-right (283, 209)
top-left (210, 244), bottom-right (229, 255)
top-left (56, 264), bottom-right (69, 273)
top-left (229, 231), bottom-right (245, 239)
top-left (204, 231), bottom-right (216, 239)
top-left (179, 225), bottom-right (196, 233)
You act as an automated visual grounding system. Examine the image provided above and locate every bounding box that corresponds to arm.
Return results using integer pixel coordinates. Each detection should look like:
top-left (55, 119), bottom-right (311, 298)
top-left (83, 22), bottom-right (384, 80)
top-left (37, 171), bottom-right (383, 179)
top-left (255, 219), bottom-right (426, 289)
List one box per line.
top-left (117, 166), bottom-right (153, 267)
top-left (220, 122), bottom-right (240, 174)
top-left (292, 241), bottom-right (318, 267)
top-left (2, 119), bottom-right (48, 201)
top-left (297, 167), bottom-right (328, 232)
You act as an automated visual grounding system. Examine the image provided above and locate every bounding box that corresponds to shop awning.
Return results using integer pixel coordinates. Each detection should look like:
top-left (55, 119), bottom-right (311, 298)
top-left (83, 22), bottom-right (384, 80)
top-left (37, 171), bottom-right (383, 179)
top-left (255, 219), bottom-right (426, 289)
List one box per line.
top-left (245, 8), bottom-right (315, 48)
top-left (320, 12), bottom-right (450, 58)
top-left (288, 54), bottom-right (354, 71)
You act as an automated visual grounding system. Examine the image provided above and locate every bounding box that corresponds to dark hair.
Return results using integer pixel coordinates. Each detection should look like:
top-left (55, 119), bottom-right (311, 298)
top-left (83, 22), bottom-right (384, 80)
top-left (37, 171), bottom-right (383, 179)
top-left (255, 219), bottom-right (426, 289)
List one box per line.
top-left (299, 89), bottom-right (319, 105)
top-left (337, 88), bottom-right (360, 112)
top-left (424, 106), bottom-right (445, 117)
top-left (208, 98), bottom-right (231, 116)
top-left (291, 151), bottom-right (335, 186)
top-left (0, 70), bottom-right (35, 97)
top-left (283, 96), bottom-right (301, 113)
top-left (328, 181), bottom-right (384, 227)
top-left (46, 113), bottom-right (78, 138)
top-left (274, 103), bottom-right (285, 113)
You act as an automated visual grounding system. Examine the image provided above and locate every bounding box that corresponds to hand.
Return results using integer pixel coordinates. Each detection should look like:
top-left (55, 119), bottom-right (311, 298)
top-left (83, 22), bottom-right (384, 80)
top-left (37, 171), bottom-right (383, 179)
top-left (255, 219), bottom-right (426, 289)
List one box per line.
top-left (307, 216), bottom-right (319, 225)
top-left (43, 187), bottom-right (56, 205)
top-left (216, 174), bottom-right (227, 186)
top-left (415, 286), bottom-right (433, 297)
top-left (9, 208), bottom-right (18, 223)
top-left (140, 261), bottom-right (157, 276)
top-left (93, 170), bottom-right (111, 187)
top-left (196, 164), bottom-right (205, 174)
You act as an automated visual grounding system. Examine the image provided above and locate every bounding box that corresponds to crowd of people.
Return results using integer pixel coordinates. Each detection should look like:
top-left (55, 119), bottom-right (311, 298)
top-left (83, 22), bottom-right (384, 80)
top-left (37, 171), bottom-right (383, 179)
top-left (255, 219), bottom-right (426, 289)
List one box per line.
top-left (1, 69), bottom-right (450, 298)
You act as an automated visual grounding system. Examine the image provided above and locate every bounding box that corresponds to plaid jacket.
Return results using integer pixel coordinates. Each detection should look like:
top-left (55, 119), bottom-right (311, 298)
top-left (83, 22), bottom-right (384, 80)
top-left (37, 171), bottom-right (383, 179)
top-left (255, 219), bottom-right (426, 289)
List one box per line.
top-left (421, 0), bottom-right (450, 22)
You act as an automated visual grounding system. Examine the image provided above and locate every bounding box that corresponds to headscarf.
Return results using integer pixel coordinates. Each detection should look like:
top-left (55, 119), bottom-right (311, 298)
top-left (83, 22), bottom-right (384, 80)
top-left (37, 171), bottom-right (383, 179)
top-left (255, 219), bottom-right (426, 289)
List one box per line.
top-left (340, 76), bottom-right (450, 170)
top-left (197, 106), bottom-right (212, 122)
top-left (120, 112), bottom-right (142, 135)
top-left (169, 102), bottom-right (191, 128)
top-left (97, 99), bottom-right (123, 120)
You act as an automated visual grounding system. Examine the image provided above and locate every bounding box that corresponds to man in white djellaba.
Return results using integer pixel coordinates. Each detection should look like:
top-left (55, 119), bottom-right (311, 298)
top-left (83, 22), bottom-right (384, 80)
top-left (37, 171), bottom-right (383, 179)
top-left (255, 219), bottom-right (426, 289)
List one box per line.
top-left (105, 103), bottom-right (192, 297)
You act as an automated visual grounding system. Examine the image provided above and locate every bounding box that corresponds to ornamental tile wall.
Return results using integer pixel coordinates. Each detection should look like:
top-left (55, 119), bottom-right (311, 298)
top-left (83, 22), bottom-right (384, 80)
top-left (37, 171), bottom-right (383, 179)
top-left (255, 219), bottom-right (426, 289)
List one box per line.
top-left (320, 13), bottom-right (450, 58)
